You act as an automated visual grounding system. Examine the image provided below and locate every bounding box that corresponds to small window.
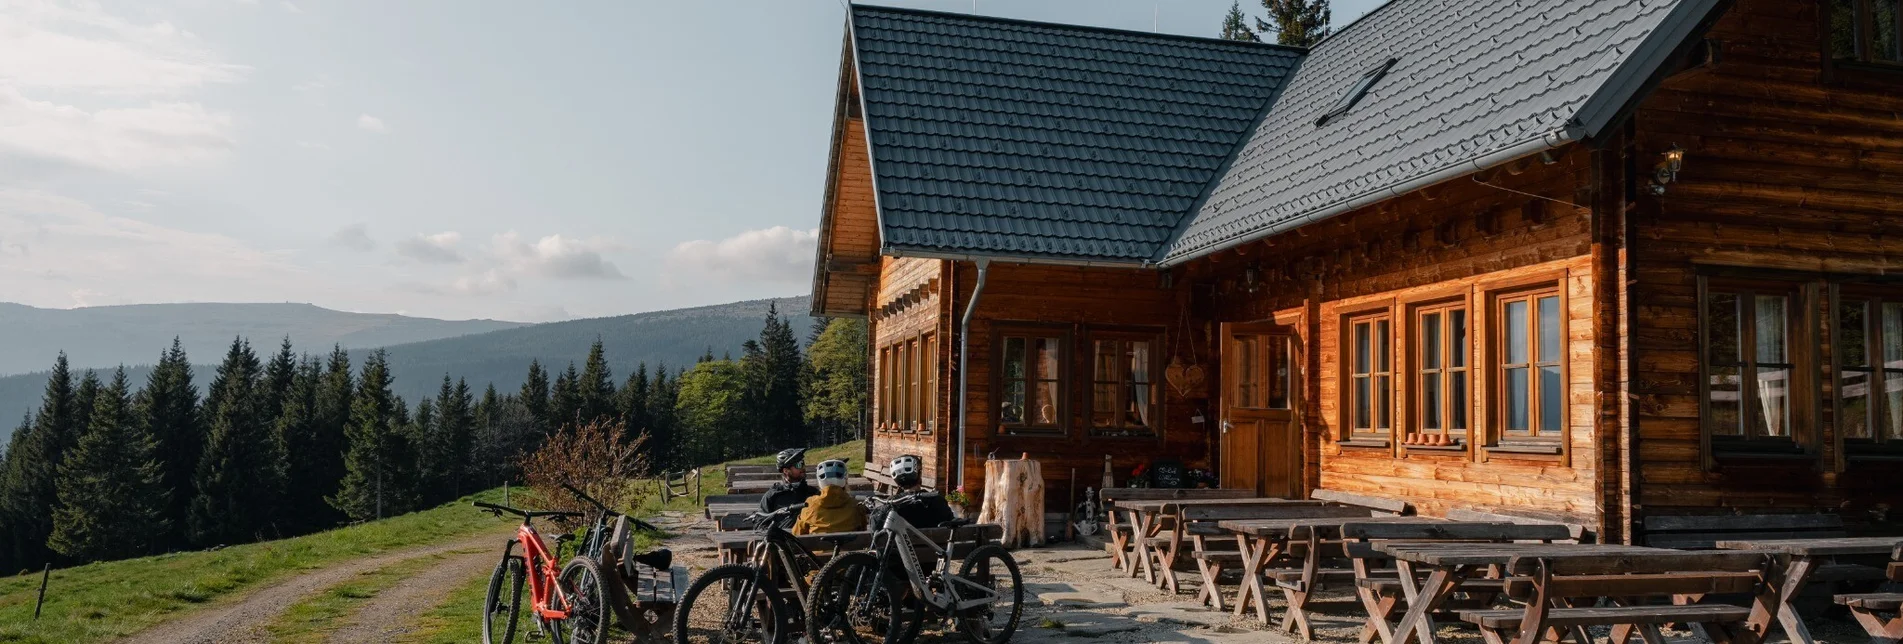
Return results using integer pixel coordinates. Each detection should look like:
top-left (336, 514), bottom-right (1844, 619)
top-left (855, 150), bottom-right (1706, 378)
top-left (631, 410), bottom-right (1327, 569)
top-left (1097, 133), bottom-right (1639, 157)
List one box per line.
top-left (1345, 312), bottom-right (1393, 440)
top-left (1495, 288), bottom-right (1564, 444)
top-left (904, 338), bottom-right (919, 430)
top-left (1702, 283), bottom-right (1798, 443)
top-left (998, 330), bottom-right (1066, 435)
top-left (1836, 293), bottom-right (1903, 450)
top-left (1089, 334), bottom-right (1159, 438)
top-left (1316, 58), bottom-right (1397, 127)
top-left (1830, 0), bottom-right (1902, 66)
top-left (1412, 302), bottom-right (1469, 444)
top-left (922, 334), bottom-right (938, 432)
top-left (880, 346), bottom-right (895, 429)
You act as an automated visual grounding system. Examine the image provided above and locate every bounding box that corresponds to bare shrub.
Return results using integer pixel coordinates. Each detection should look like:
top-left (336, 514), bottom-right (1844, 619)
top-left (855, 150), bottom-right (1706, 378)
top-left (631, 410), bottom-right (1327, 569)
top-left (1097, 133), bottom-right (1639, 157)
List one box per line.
top-left (519, 419), bottom-right (652, 518)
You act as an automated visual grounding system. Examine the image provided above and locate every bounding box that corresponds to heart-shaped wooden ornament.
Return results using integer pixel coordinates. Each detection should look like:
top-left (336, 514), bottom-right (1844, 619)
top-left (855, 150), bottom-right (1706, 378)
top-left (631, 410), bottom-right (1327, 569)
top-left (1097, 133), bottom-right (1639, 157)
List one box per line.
top-left (1165, 356), bottom-right (1207, 399)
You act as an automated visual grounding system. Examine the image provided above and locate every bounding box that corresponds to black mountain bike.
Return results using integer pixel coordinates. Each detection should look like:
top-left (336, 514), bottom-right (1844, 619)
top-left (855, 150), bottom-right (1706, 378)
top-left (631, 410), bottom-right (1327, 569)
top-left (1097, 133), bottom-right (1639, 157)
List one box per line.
top-left (806, 495), bottom-right (1022, 644)
top-left (560, 483), bottom-right (679, 643)
top-left (674, 503), bottom-right (855, 644)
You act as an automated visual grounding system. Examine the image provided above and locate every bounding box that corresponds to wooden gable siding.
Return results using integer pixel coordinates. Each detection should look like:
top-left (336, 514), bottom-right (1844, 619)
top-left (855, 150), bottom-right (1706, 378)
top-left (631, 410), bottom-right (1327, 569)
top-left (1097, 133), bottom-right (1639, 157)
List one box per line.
top-left (1191, 143), bottom-right (1609, 531)
top-left (945, 262), bottom-right (1201, 502)
top-left (816, 118), bottom-right (880, 317)
top-left (1628, 0), bottom-right (1903, 516)
top-left (869, 257), bottom-right (949, 487)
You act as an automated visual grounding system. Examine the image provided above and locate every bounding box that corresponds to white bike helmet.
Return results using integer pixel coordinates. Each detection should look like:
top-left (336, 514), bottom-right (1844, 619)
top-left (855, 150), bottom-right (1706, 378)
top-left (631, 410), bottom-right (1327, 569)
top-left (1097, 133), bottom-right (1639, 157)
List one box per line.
top-left (815, 459), bottom-right (850, 487)
top-left (888, 454), bottom-right (923, 488)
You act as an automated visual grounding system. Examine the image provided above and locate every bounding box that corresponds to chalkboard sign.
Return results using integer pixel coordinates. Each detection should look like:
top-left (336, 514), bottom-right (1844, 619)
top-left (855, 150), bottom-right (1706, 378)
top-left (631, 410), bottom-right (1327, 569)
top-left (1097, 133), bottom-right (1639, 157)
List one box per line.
top-left (1149, 459), bottom-right (1186, 489)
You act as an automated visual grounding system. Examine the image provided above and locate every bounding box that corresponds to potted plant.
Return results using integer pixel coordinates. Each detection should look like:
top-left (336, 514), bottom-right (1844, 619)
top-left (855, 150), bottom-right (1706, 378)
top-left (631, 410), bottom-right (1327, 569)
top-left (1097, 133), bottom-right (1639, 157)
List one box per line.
top-left (945, 486), bottom-right (973, 518)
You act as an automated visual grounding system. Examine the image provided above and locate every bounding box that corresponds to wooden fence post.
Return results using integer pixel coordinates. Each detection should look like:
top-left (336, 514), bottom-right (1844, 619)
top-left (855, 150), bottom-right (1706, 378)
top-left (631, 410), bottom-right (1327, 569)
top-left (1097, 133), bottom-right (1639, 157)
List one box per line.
top-left (34, 563), bottom-right (50, 619)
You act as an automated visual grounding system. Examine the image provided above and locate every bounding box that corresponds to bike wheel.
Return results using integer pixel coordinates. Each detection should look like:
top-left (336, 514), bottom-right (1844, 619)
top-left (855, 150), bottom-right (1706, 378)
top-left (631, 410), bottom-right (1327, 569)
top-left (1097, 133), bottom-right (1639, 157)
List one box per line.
top-left (675, 564), bottom-right (788, 644)
top-left (953, 545), bottom-right (1023, 644)
top-left (483, 551), bottom-right (528, 644)
top-left (805, 552), bottom-right (921, 644)
top-left (560, 556), bottom-right (612, 644)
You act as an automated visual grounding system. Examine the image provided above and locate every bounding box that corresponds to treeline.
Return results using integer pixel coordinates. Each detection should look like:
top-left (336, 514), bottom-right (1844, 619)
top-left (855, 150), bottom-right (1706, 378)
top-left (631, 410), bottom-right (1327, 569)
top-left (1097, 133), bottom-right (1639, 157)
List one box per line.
top-left (0, 305), bottom-right (865, 574)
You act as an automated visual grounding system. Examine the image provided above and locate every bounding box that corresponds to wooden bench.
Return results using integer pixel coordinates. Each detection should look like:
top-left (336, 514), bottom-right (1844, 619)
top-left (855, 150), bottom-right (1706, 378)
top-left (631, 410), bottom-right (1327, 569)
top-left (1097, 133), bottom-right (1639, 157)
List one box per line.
top-left (1642, 513), bottom-right (1846, 549)
top-left (660, 468), bottom-right (701, 504)
top-left (1342, 522), bottom-right (1574, 644)
top-left (1457, 550), bottom-right (1780, 644)
top-left (1833, 544), bottom-right (1903, 644)
top-left (1312, 489), bottom-right (1412, 516)
top-left (707, 523), bottom-right (1003, 565)
top-left (1100, 488), bottom-right (1256, 572)
top-left (1447, 507), bottom-right (1590, 543)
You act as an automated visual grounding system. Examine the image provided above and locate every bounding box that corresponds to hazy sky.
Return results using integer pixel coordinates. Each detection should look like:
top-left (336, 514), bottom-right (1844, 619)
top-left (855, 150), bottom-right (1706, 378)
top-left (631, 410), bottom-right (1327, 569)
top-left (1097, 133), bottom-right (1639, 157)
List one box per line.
top-left (0, 0), bottom-right (1383, 323)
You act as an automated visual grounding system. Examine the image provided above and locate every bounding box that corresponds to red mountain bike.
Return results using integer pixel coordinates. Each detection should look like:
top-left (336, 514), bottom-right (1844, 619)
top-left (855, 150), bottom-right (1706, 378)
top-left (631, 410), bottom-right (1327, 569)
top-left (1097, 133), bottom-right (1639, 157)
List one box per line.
top-left (477, 500), bottom-right (586, 644)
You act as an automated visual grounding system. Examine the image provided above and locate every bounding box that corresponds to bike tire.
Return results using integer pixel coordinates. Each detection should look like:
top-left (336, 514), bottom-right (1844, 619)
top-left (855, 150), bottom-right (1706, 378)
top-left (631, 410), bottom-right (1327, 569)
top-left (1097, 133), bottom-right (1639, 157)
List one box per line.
top-left (805, 552), bottom-right (922, 644)
top-left (953, 544), bottom-right (1023, 644)
top-left (560, 556), bottom-right (612, 644)
top-left (483, 551), bottom-right (527, 644)
top-left (675, 563), bottom-right (789, 644)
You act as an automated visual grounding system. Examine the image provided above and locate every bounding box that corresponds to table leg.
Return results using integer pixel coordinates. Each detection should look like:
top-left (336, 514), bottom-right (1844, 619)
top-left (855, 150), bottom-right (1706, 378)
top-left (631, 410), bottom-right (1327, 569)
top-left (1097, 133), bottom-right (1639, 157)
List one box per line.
top-left (1106, 507), bottom-right (1128, 570)
top-left (1390, 561), bottom-right (1464, 644)
top-left (1128, 511), bottom-right (1154, 581)
top-left (1764, 556), bottom-right (1818, 644)
top-left (1280, 529), bottom-right (1322, 638)
top-left (1157, 521), bottom-right (1184, 594)
top-left (1352, 553), bottom-right (1397, 644)
top-left (1234, 535), bottom-right (1280, 624)
top-left (1193, 535), bottom-right (1226, 611)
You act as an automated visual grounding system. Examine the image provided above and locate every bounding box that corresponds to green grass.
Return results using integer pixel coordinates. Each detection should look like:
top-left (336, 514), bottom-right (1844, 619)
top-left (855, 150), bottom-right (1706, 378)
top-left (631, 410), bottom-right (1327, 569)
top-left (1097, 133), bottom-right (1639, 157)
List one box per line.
top-left (636, 440), bottom-right (866, 516)
top-left (402, 565), bottom-right (494, 644)
top-left (0, 488), bottom-right (510, 644)
top-left (263, 551), bottom-right (458, 643)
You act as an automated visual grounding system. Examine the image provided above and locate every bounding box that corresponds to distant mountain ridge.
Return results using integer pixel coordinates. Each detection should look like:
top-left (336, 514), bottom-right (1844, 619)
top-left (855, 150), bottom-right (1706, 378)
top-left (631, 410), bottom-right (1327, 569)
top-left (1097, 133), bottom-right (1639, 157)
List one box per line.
top-left (0, 296), bottom-right (814, 441)
top-left (0, 302), bottom-right (527, 376)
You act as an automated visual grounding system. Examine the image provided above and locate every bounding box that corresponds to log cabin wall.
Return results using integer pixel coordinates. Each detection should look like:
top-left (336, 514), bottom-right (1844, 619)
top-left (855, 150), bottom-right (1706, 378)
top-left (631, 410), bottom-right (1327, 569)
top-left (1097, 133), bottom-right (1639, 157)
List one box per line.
top-left (869, 256), bottom-right (947, 488)
top-left (944, 261), bottom-right (1205, 507)
top-left (1627, 0), bottom-right (1903, 520)
top-left (1187, 143), bottom-right (1612, 532)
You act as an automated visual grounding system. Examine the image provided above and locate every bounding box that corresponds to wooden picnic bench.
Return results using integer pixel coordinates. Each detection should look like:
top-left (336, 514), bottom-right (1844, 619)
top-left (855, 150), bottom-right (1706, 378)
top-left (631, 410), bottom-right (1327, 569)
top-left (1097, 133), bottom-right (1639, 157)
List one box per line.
top-left (1312, 489), bottom-right (1413, 516)
top-left (1121, 498), bottom-right (1323, 594)
top-left (1341, 521), bottom-right (1576, 644)
top-left (703, 491), bottom-right (874, 528)
top-left (725, 476), bottom-right (870, 495)
top-left (1100, 488), bottom-right (1256, 572)
top-left (1643, 513), bottom-right (1846, 549)
top-left (706, 523), bottom-right (1003, 565)
top-left (1213, 505), bottom-right (1381, 624)
top-left (1833, 543), bottom-right (1903, 644)
top-left (1377, 542), bottom-right (1776, 644)
top-left (1716, 536), bottom-right (1903, 644)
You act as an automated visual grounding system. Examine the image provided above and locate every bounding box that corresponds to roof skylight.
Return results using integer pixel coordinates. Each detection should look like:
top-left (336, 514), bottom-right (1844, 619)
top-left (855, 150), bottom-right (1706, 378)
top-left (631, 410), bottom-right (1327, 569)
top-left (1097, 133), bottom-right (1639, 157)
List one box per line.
top-left (1316, 58), bottom-right (1397, 127)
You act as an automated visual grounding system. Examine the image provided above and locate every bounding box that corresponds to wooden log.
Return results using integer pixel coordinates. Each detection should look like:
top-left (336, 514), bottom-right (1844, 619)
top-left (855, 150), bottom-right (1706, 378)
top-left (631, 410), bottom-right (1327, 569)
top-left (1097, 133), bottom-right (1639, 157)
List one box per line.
top-left (977, 457), bottom-right (1045, 548)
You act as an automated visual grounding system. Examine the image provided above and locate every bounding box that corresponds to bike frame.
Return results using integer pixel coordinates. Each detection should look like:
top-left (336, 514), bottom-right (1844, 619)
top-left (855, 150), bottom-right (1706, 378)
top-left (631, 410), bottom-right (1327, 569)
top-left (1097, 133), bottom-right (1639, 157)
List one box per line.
top-left (513, 520), bottom-right (574, 621)
top-left (869, 511), bottom-right (998, 614)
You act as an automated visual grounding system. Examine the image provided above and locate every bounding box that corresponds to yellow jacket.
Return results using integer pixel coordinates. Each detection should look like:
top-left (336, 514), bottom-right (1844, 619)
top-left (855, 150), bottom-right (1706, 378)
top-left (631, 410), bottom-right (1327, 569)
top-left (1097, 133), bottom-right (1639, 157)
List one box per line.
top-left (792, 486), bottom-right (866, 535)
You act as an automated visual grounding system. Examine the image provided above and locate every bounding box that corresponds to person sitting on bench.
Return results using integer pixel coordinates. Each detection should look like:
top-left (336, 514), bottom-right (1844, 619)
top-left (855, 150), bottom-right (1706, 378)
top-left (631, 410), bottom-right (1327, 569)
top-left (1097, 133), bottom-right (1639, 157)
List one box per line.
top-left (876, 454), bottom-right (955, 529)
top-left (759, 447), bottom-right (819, 514)
top-left (793, 459), bottom-right (866, 535)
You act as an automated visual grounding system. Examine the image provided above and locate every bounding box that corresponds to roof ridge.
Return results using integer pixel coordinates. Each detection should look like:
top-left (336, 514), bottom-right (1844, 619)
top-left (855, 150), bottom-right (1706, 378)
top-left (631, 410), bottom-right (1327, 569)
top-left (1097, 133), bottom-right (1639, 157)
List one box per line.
top-left (850, 3), bottom-right (1310, 54)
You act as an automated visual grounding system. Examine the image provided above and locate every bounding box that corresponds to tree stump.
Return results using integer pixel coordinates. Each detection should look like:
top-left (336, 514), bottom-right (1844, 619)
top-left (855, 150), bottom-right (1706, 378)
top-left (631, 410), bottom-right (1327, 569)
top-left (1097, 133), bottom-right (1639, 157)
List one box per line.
top-left (976, 457), bottom-right (1044, 548)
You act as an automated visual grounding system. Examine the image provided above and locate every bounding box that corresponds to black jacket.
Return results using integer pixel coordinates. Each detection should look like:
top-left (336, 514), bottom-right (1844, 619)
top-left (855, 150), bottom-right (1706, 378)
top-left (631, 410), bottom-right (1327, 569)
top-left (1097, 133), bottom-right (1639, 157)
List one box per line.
top-left (759, 480), bottom-right (819, 514)
top-left (876, 490), bottom-right (955, 529)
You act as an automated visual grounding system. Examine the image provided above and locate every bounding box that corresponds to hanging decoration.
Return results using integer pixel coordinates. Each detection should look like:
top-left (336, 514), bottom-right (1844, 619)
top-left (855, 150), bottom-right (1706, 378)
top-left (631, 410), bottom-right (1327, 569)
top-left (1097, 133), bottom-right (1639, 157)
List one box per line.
top-left (1165, 303), bottom-right (1208, 399)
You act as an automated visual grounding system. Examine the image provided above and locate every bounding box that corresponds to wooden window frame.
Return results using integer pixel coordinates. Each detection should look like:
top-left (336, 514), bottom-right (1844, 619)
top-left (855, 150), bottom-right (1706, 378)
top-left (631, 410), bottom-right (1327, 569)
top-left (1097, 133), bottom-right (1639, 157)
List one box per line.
top-left (1831, 285), bottom-right (1903, 457)
top-left (1407, 298), bottom-right (1471, 450)
top-left (1479, 275), bottom-right (1569, 458)
top-left (1697, 276), bottom-right (1818, 466)
top-left (994, 324), bottom-right (1070, 437)
top-left (1086, 330), bottom-right (1163, 438)
top-left (922, 333), bottom-right (938, 434)
top-left (1823, 0), bottom-right (1903, 74)
top-left (879, 345), bottom-right (894, 430)
top-left (1341, 308), bottom-right (1394, 444)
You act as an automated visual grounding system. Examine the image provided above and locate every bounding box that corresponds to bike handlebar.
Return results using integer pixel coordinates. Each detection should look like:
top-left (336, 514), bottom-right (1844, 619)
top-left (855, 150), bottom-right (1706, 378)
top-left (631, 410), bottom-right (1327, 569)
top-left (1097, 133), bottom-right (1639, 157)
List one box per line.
top-left (472, 501), bottom-right (583, 523)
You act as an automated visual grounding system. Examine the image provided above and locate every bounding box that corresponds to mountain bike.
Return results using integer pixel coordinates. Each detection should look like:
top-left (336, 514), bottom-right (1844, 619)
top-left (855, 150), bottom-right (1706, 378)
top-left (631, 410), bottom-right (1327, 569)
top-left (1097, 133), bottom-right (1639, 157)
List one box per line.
top-left (560, 483), bottom-right (681, 643)
top-left (476, 500), bottom-right (586, 644)
top-left (805, 495), bottom-right (1022, 644)
top-left (675, 502), bottom-right (852, 644)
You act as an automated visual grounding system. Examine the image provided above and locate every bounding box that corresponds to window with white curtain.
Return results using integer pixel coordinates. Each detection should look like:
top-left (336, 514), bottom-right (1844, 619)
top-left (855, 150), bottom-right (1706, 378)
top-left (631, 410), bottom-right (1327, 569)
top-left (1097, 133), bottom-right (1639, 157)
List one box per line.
top-left (1702, 281), bottom-right (1801, 445)
top-left (1090, 333), bottom-right (1158, 438)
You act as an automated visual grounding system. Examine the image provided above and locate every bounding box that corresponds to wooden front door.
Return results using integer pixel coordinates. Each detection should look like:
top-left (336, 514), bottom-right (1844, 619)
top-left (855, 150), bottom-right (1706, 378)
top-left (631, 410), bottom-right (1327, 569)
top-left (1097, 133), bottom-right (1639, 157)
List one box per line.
top-left (1220, 321), bottom-right (1303, 498)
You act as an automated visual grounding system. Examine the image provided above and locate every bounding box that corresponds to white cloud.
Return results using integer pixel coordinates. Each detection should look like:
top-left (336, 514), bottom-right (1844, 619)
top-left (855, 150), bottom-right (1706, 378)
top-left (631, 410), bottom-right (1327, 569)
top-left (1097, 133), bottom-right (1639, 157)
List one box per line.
top-left (327, 223), bottom-right (374, 251)
top-left (356, 114), bottom-right (387, 133)
top-left (395, 231), bottom-right (465, 264)
top-left (449, 269), bottom-right (514, 295)
top-left (667, 226), bottom-right (817, 283)
top-left (0, 1), bottom-right (245, 173)
top-left (491, 231), bottom-right (626, 279)
top-left (280, 1), bottom-right (303, 14)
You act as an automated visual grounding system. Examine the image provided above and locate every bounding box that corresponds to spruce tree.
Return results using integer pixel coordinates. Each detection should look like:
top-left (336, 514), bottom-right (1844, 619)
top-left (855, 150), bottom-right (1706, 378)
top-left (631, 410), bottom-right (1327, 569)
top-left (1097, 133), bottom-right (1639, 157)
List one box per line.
top-left (49, 367), bottom-right (169, 562)
top-left (0, 414), bottom-right (28, 573)
top-left (1257, 0), bottom-right (1330, 46)
top-left (1221, 1), bottom-right (1262, 41)
top-left (436, 378), bottom-right (475, 499)
top-left (0, 354), bottom-right (80, 569)
top-left (409, 397), bottom-right (440, 503)
top-left (520, 360), bottom-right (550, 436)
top-left (551, 363), bottom-right (581, 432)
top-left (806, 318), bottom-right (869, 445)
top-left (72, 370), bottom-right (101, 444)
top-left (758, 303), bottom-right (808, 449)
top-left (191, 338), bottom-right (283, 545)
top-left (274, 357), bottom-right (327, 533)
top-left (577, 340), bottom-right (616, 424)
top-left (330, 351), bottom-right (418, 521)
top-left (260, 337), bottom-right (298, 425)
top-left (617, 363), bottom-right (650, 437)
top-left (138, 339), bottom-right (200, 550)
top-left (645, 364), bottom-right (678, 472)
top-left (308, 346), bottom-right (354, 521)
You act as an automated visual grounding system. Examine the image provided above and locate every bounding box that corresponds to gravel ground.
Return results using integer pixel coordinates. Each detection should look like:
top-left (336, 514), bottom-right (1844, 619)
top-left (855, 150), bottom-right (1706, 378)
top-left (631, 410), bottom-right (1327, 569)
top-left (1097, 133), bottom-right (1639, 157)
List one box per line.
top-left (320, 543), bottom-right (497, 643)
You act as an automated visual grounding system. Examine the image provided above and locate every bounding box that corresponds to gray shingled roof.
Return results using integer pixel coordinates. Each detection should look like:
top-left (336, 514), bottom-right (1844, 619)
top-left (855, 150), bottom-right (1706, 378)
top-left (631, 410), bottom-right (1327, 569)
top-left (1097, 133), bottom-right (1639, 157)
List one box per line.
top-left (1160, 0), bottom-right (1719, 263)
top-left (849, 5), bottom-right (1302, 263)
top-left (840, 0), bottom-right (1719, 266)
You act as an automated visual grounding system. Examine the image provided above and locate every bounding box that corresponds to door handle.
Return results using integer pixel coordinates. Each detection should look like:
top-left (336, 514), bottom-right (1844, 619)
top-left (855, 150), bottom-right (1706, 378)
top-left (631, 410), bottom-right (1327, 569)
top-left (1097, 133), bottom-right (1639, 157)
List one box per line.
top-left (1221, 420), bottom-right (1234, 434)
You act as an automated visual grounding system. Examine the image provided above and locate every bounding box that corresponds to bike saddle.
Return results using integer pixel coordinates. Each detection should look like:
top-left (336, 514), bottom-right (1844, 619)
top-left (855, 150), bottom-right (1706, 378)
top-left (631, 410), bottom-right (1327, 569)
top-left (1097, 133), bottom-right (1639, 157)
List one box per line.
top-left (818, 534), bottom-right (859, 546)
top-left (630, 548), bottom-right (672, 571)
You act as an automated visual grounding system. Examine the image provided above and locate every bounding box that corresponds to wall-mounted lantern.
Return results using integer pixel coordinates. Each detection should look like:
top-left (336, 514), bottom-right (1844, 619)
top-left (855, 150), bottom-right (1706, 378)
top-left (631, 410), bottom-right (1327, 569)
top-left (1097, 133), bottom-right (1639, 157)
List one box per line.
top-left (1649, 143), bottom-right (1686, 195)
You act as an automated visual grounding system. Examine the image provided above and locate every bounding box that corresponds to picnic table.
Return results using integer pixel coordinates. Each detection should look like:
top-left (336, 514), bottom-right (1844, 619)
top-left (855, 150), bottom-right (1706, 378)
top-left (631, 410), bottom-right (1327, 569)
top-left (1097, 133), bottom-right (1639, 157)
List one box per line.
top-left (1715, 536), bottom-right (1903, 644)
top-left (1376, 542), bottom-right (1771, 644)
top-left (706, 524), bottom-right (1002, 565)
top-left (1108, 497), bottom-right (1321, 592)
top-left (725, 476), bottom-right (871, 494)
top-left (1213, 512), bottom-right (1424, 628)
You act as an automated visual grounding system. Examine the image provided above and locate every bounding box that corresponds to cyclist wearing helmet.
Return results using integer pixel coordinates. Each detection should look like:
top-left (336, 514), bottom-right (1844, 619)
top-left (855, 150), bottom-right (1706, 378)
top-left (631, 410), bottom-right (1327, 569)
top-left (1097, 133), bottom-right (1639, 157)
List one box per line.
top-left (878, 454), bottom-right (954, 529)
top-left (792, 459), bottom-right (866, 535)
top-left (759, 447), bottom-right (819, 514)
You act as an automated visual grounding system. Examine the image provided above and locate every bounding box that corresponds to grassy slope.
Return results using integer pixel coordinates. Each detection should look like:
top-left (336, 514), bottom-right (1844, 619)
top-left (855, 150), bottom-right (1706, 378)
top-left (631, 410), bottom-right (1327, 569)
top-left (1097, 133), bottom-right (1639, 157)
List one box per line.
top-left (0, 488), bottom-right (508, 644)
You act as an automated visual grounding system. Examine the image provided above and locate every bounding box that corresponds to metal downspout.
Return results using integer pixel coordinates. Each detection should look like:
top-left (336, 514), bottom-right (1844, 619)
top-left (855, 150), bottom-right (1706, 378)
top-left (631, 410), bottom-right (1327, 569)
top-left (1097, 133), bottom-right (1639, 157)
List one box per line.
top-left (955, 259), bottom-right (990, 493)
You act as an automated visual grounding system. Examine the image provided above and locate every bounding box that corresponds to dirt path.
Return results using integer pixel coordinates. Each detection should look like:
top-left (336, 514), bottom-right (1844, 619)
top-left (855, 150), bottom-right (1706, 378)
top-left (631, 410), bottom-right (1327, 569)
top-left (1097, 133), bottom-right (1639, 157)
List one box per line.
top-left (125, 529), bottom-right (512, 644)
top-left (322, 543), bottom-right (496, 643)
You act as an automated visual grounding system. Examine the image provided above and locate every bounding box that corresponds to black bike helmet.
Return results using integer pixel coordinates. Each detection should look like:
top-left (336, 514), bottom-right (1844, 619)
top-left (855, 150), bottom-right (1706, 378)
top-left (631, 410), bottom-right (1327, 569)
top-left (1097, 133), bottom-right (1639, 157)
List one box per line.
top-left (775, 447), bottom-right (808, 470)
